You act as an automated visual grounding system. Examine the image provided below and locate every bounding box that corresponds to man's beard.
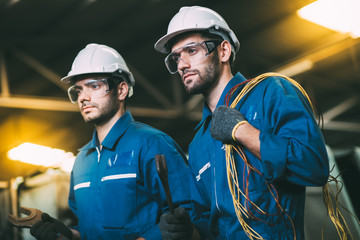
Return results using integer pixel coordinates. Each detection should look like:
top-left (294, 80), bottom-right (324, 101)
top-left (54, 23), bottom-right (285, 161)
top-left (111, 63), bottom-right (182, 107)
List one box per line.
top-left (82, 92), bottom-right (120, 126)
top-left (184, 53), bottom-right (221, 95)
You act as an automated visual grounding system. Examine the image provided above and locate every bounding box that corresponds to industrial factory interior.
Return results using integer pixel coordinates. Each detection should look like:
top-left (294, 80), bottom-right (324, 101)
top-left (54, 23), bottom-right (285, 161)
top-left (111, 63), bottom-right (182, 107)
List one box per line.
top-left (0, 0), bottom-right (359, 239)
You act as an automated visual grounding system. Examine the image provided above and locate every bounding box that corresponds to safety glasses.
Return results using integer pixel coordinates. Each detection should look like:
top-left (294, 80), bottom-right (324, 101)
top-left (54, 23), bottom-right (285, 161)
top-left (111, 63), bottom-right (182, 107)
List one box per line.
top-left (67, 78), bottom-right (110, 103)
top-left (165, 40), bottom-right (222, 74)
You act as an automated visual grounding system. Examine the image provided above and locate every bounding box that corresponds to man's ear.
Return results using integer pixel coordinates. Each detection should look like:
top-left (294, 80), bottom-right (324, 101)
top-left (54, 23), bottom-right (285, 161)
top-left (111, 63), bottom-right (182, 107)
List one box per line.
top-left (117, 81), bottom-right (129, 101)
top-left (219, 40), bottom-right (232, 63)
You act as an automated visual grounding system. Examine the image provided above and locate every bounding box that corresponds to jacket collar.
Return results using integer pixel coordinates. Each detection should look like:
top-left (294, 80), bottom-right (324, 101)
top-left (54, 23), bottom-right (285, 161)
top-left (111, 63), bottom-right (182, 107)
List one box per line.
top-left (80, 110), bottom-right (134, 151)
top-left (195, 72), bottom-right (248, 130)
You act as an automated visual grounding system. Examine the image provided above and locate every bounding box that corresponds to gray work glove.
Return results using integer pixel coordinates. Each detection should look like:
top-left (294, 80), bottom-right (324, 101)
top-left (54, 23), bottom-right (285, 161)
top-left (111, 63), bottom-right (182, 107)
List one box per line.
top-left (210, 105), bottom-right (246, 143)
top-left (30, 213), bottom-right (73, 240)
top-left (159, 207), bottom-right (193, 240)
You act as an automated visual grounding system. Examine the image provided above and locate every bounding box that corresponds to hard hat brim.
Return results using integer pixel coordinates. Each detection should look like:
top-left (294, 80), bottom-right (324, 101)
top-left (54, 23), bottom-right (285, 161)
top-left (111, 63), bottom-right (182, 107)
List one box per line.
top-left (154, 27), bottom-right (210, 54)
top-left (61, 71), bottom-right (135, 88)
top-left (60, 72), bottom-right (113, 85)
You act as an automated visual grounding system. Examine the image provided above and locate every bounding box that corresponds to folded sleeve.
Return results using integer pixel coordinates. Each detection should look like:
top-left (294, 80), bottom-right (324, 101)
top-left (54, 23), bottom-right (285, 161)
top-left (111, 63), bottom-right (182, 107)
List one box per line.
top-left (258, 77), bottom-right (329, 186)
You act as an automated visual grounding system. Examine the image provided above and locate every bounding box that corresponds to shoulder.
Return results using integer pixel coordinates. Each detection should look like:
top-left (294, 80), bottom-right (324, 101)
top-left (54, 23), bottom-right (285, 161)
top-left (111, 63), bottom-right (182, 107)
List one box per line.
top-left (239, 75), bottom-right (305, 105)
top-left (254, 74), bottom-right (300, 94)
top-left (129, 121), bottom-right (165, 136)
top-left (129, 121), bottom-right (187, 160)
top-left (127, 121), bottom-right (175, 144)
top-left (77, 139), bottom-right (94, 154)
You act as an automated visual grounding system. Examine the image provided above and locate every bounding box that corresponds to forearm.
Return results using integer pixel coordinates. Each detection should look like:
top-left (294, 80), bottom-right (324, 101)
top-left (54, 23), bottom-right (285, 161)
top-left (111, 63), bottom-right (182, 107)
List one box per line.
top-left (233, 122), bottom-right (261, 159)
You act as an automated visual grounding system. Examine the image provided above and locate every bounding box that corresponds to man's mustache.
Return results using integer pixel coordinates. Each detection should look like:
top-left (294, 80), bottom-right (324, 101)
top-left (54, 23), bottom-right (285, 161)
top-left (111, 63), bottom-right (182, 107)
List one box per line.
top-left (181, 69), bottom-right (199, 79)
top-left (81, 101), bottom-right (97, 110)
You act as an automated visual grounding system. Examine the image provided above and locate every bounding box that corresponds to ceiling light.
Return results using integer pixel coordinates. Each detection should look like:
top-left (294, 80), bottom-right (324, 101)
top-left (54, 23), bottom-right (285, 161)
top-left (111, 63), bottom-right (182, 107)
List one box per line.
top-left (7, 0), bottom-right (21, 7)
top-left (298, 0), bottom-right (360, 38)
top-left (7, 142), bottom-right (75, 172)
top-left (276, 59), bottom-right (314, 77)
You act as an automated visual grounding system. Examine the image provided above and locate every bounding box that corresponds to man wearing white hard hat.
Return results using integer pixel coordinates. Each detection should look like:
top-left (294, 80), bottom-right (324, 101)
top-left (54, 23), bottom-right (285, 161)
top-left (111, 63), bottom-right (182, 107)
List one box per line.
top-left (155, 6), bottom-right (329, 239)
top-left (29, 43), bottom-right (197, 240)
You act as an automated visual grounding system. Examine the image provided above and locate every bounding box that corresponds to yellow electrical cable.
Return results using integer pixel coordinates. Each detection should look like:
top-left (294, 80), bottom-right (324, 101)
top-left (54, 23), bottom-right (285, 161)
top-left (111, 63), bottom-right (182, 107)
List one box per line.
top-left (232, 121), bottom-right (248, 141)
top-left (225, 72), bottom-right (354, 240)
top-left (322, 173), bottom-right (359, 240)
top-left (225, 145), bottom-right (264, 239)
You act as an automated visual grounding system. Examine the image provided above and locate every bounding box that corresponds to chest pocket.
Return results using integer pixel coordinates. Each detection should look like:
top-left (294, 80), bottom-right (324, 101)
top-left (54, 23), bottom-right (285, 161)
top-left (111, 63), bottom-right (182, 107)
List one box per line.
top-left (101, 151), bottom-right (139, 230)
top-left (241, 104), bottom-right (261, 130)
top-left (243, 104), bottom-right (258, 121)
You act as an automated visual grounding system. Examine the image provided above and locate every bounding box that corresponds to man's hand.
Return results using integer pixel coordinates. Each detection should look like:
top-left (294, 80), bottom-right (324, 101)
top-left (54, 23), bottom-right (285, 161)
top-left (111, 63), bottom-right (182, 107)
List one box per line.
top-left (30, 213), bottom-right (73, 240)
top-left (159, 207), bottom-right (193, 240)
top-left (210, 105), bottom-right (246, 143)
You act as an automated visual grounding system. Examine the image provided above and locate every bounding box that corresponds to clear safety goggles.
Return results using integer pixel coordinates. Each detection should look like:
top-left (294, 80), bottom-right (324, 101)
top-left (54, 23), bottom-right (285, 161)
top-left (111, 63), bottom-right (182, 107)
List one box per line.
top-left (67, 78), bottom-right (110, 103)
top-left (165, 40), bottom-right (222, 74)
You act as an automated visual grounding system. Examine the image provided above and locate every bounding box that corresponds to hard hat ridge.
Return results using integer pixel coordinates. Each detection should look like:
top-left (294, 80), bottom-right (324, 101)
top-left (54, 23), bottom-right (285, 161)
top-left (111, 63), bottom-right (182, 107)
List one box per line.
top-left (154, 6), bottom-right (240, 59)
top-left (61, 43), bottom-right (135, 97)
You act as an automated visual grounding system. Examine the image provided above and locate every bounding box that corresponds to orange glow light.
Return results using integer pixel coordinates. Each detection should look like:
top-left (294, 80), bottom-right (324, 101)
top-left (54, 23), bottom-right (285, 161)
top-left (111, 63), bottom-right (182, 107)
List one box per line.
top-left (7, 142), bottom-right (75, 172)
top-left (298, 0), bottom-right (360, 38)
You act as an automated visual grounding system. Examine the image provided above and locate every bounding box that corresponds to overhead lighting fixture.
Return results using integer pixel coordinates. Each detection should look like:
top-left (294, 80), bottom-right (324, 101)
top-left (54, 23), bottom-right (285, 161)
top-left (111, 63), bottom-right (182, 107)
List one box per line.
top-left (276, 59), bottom-right (314, 77)
top-left (7, 0), bottom-right (21, 7)
top-left (298, 0), bottom-right (360, 38)
top-left (7, 142), bottom-right (75, 173)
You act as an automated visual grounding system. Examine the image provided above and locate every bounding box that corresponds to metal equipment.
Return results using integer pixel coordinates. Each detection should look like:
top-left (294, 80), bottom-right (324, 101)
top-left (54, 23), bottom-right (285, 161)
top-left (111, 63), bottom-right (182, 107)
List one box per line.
top-left (155, 154), bottom-right (174, 214)
top-left (8, 207), bottom-right (42, 228)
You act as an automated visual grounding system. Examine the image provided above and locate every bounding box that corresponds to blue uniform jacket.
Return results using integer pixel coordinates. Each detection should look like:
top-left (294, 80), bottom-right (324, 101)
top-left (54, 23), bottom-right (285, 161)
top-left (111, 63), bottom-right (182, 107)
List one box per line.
top-left (68, 111), bottom-right (195, 239)
top-left (189, 72), bottom-right (329, 239)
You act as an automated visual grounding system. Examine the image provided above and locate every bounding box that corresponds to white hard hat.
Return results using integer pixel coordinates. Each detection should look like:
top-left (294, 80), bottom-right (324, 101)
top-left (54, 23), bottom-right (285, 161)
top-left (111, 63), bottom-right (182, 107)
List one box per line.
top-left (154, 6), bottom-right (240, 57)
top-left (61, 43), bottom-right (135, 96)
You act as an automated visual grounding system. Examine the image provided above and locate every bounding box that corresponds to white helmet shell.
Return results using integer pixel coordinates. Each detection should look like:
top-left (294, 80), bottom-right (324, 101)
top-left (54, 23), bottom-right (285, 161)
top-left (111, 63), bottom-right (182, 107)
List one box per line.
top-left (61, 43), bottom-right (135, 96)
top-left (154, 6), bottom-right (240, 57)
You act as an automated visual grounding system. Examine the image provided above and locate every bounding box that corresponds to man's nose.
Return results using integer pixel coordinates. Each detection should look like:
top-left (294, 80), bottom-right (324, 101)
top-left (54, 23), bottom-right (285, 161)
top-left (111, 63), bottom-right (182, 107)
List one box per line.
top-left (78, 90), bottom-right (91, 103)
top-left (177, 58), bottom-right (190, 73)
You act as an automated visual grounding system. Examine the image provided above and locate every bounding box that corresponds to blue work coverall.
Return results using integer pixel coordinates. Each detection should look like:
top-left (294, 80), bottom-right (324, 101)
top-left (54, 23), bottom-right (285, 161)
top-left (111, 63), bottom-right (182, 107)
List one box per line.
top-left (189, 72), bottom-right (329, 239)
top-left (68, 111), bottom-right (194, 239)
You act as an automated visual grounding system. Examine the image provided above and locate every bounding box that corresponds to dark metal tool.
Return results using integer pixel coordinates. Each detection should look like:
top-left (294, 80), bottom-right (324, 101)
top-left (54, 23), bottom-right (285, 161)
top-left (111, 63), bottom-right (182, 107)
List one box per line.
top-left (155, 154), bottom-right (174, 214)
top-left (8, 207), bottom-right (43, 228)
